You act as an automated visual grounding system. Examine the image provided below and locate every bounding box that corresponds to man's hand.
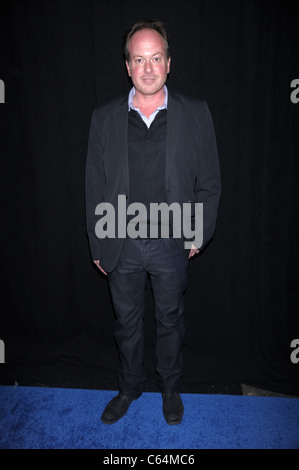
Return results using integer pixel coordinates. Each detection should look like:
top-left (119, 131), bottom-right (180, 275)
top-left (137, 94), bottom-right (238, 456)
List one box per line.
top-left (93, 260), bottom-right (107, 275)
top-left (188, 244), bottom-right (200, 259)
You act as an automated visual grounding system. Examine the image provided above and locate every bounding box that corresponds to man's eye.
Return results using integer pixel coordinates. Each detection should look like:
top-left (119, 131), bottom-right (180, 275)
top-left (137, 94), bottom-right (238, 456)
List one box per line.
top-left (135, 58), bottom-right (143, 64)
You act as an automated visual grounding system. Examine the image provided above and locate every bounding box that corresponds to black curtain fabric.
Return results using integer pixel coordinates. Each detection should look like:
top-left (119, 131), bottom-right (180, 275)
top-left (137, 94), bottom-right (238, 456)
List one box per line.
top-left (1, 0), bottom-right (298, 395)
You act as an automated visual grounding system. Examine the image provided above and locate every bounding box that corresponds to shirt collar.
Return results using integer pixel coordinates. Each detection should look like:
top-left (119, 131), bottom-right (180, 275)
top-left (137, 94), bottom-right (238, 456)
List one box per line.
top-left (128, 85), bottom-right (168, 111)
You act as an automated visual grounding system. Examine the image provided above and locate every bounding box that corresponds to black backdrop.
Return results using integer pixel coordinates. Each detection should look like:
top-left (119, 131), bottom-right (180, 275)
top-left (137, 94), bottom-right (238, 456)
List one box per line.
top-left (1, 0), bottom-right (298, 395)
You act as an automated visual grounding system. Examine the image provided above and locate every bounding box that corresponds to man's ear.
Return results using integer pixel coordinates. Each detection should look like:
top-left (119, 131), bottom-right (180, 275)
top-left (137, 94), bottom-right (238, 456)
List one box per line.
top-left (125, 60), bottom-right (131, 77)
top-left (167, 57), bottom-right (171, 74)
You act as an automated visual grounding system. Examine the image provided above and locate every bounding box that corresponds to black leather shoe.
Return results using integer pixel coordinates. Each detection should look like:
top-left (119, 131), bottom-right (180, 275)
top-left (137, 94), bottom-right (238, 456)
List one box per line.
top-left (162, 391), bottom-right (184, 425)
top-left (101, 393), bottom-right (135, 425)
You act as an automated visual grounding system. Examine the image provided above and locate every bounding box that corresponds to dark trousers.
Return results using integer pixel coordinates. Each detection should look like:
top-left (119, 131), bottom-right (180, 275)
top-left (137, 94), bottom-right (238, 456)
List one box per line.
top-left (107, 237), bottom-right (188, 399)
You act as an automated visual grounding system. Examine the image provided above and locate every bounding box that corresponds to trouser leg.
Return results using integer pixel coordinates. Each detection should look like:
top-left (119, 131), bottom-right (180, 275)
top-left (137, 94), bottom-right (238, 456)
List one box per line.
top-left (107, 239), bottom-right (147, 398)
top-left (146, 238), bottom-right (188, 392)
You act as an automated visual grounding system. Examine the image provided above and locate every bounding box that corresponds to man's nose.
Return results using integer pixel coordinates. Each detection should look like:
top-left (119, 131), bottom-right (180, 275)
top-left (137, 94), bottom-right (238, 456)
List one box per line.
top-left (144, 59), bottom-right (153, 73)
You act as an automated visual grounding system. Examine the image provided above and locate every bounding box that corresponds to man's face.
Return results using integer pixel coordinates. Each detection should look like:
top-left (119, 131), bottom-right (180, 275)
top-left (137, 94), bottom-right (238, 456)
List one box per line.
top-left (126, 29), bottom-right (171, 98)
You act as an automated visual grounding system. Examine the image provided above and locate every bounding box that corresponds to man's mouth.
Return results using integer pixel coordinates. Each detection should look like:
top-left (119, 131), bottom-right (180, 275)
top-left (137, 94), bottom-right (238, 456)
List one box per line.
top-left (142, 77), bottom-right (155, 83)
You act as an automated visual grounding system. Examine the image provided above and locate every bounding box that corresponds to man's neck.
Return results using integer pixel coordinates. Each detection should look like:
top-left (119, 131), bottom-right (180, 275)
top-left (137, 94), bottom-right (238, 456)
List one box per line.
top-left (133, 87), bottom-right (166, 117)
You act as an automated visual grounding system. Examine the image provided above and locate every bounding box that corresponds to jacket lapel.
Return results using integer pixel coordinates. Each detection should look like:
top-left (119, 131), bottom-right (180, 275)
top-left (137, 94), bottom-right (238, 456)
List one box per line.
top-left (166, 90), bottom-right (183, 189)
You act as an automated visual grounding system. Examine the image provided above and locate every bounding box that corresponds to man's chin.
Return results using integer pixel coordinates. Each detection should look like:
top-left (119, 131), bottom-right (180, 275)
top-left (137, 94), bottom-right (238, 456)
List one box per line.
top-left (135, 83), bottom-right (165, 97)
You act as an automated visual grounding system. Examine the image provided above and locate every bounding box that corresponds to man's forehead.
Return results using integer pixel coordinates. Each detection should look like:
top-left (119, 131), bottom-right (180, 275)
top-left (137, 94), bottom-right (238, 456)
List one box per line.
top-left (129, 29), bottom-right (165, 51)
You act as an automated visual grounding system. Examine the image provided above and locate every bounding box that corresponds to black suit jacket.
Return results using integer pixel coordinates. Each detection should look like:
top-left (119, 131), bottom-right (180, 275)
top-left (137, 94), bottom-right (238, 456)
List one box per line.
top-left (85, 89), bottom-right (221, 272)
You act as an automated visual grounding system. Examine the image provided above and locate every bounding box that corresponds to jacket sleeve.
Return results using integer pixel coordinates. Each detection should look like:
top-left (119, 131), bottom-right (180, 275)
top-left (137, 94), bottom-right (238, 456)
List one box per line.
top-left (194, 101), bottom-right (221, 250)
top-left (85, 108), bottom-right (106, 261)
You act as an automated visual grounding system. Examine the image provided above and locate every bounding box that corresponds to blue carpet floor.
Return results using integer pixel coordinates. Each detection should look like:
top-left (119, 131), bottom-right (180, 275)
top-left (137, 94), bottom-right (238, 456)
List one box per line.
top-left (0, 385), bottom-right (298, 449)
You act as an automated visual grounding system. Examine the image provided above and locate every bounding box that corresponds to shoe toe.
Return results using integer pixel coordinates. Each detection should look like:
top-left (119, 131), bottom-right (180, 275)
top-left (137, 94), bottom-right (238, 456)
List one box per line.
top-left (101, 394), bottom-right (134, 425)
top-left (162, 392), bottom-right (184, 425)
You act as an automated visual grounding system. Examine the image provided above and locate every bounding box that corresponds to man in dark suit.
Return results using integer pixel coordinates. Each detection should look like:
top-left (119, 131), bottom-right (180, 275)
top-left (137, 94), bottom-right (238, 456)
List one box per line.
top-left (85, 20), bottom-right (221, 425)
